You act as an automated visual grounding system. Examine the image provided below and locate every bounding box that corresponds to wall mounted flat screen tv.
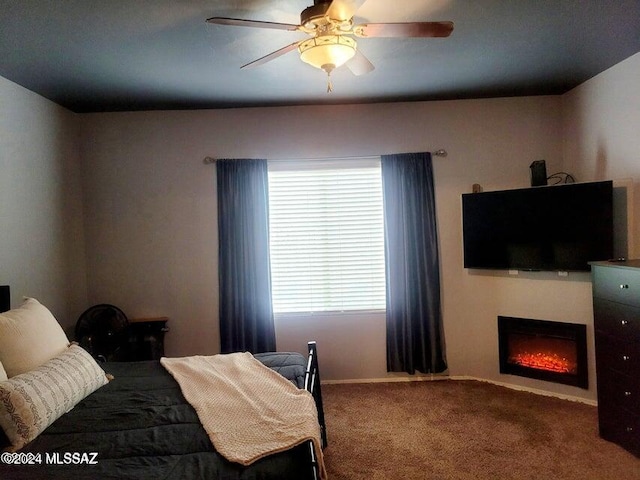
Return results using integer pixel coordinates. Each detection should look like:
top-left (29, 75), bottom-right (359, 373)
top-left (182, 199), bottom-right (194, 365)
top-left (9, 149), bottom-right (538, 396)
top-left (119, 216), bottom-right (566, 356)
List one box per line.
top-left (462, 181), bottom-right (613, 271)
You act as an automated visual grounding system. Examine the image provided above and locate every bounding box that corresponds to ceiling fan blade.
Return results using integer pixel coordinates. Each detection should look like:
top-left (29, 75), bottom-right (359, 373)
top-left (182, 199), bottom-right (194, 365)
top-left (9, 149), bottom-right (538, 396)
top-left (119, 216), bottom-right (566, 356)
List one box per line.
top-left (206, 16), bottom-right (300, 32)
top-left (326, 0), bottom-right (368, 22)
top-left (354, 21), bottom-right (454, 38)
top-left (346, 49), bottom-right (375, 76)
top-left (241, 42), bottom-right (300, 69)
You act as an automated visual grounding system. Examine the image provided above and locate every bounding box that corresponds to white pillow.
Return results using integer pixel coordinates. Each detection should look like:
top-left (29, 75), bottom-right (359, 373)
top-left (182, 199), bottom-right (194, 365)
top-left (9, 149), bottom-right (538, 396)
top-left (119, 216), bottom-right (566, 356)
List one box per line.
top-left (0, 361), bottom-right (6, 382)
top-left (0, 344), bottom-right (110, 451)
top-left (0, 297), bottom-right (70, 377)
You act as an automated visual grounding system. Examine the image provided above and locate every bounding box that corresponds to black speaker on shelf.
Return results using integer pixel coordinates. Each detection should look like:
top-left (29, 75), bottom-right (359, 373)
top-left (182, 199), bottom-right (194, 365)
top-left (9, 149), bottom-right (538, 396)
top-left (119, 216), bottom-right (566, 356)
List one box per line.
top-left (530, 160), bottom-right (547, 187)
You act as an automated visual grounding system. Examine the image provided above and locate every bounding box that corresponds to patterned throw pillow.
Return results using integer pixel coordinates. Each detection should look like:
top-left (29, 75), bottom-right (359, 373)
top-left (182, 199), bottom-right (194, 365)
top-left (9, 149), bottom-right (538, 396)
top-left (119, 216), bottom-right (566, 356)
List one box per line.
top-left (0, 344), bottom-right (110, 451)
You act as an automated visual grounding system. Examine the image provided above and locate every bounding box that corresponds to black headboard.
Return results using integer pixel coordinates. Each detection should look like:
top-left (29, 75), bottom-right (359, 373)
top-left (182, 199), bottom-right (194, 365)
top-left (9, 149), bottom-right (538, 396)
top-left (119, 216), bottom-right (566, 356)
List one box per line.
top-left (0, 285), bottom-right (10, 313)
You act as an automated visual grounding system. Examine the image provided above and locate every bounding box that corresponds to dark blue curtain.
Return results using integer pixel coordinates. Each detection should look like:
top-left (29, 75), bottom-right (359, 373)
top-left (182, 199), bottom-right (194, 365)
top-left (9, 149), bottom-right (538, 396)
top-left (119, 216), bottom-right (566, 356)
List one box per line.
top-left (216, 159), bottom-right (276, 354)
top-left (381, 152), bottom-right (447, 374)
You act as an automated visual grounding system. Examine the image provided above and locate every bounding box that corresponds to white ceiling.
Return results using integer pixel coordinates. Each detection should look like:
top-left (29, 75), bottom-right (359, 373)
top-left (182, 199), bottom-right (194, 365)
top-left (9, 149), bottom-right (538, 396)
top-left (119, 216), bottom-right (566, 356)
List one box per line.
top-left (1, 0), bottom-right (639, 112)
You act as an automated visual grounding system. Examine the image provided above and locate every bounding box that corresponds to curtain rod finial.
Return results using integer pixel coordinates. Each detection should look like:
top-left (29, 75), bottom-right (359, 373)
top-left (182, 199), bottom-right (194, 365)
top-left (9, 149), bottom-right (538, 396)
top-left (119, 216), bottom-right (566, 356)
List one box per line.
top-left (433, 149), bottom-right (447, 158)
top-left (203, 157), bottom-right (216, 164)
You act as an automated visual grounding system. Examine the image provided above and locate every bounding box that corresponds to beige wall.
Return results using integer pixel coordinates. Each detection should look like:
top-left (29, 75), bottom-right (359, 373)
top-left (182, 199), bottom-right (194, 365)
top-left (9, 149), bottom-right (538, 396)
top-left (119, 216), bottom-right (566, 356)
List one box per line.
top-left (78, 96), bottom-right (603, 398)
top-left (563, 52), bottom-right (640, 257)
top-left (0, 76), bottom-right (87, 332)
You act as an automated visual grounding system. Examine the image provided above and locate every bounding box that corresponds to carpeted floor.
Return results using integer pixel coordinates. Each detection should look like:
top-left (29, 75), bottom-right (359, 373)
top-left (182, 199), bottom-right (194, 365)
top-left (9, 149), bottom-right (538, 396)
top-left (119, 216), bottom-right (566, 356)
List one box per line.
top-left (321, 380), bottom-right (640, 479)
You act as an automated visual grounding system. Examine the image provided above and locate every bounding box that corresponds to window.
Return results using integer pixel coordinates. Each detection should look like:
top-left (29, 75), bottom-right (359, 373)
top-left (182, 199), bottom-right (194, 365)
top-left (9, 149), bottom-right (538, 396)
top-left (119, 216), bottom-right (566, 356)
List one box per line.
top-left (268, 158), bottom-right (386, 314)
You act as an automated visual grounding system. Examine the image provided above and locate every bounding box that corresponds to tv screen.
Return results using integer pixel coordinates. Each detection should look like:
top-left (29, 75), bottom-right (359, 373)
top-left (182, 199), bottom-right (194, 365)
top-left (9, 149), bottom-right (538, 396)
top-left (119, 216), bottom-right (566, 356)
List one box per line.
top-left (462, 181), bottom-right (614, 271)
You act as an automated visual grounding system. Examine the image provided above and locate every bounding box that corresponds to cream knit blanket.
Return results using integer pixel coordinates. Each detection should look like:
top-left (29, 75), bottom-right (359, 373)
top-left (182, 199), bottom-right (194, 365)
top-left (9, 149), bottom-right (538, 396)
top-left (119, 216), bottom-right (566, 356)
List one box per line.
top-left (161, 352), bottom-right (327, 479)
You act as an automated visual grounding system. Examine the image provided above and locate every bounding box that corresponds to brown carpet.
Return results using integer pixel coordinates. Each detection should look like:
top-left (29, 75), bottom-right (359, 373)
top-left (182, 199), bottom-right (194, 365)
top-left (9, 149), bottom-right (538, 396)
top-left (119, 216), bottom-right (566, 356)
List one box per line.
top-left (321, 380), bottom-right (640, 480)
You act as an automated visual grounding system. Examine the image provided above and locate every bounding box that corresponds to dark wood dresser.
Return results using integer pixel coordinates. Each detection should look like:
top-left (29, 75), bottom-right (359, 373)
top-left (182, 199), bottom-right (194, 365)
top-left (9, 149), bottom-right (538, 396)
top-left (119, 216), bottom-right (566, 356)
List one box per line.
top-left (128, 317), bottom-right (169, 361)
top-left (591, 260), bottom-right (640, 457)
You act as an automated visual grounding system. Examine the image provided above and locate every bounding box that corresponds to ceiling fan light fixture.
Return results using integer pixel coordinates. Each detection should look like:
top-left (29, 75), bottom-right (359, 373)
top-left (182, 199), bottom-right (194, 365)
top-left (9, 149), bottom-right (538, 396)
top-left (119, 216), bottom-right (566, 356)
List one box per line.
top-left (298, 35), bottom-right (356, 73)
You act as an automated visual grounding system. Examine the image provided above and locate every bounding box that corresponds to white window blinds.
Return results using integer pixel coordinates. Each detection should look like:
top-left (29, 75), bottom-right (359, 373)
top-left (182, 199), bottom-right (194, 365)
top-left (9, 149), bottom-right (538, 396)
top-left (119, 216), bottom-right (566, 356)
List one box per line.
top-left (268, 158), bottom-right (386, 314)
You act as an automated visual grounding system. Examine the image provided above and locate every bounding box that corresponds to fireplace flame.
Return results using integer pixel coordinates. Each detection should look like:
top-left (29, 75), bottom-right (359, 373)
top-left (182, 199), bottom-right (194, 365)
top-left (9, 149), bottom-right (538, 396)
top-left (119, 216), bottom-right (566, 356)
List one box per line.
top-left (510, 352), bottom-right (577, 374)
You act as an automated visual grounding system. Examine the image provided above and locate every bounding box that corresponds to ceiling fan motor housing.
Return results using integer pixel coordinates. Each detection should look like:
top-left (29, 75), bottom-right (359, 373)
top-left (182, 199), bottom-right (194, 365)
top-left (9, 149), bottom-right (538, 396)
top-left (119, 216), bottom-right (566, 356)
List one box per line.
top-left (301, 3), bottom-right (332, 29)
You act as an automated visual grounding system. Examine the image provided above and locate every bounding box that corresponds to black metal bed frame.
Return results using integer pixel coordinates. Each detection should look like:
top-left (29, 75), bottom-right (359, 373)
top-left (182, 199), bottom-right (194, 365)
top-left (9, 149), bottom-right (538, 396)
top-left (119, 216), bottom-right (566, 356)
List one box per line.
top-left (304, 341), bottom-right (327, 480)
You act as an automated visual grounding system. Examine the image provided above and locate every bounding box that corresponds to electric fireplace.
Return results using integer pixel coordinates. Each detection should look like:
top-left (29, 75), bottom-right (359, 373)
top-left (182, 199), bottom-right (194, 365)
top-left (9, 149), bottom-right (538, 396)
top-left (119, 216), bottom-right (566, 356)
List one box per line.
top-left (498, 316), bottom-right (588, 389)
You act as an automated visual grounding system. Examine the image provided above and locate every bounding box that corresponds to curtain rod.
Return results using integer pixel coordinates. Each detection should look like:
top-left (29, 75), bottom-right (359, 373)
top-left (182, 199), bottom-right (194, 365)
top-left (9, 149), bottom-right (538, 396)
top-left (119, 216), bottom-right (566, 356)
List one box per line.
top-left (203, 149), bottom-right (447, 165)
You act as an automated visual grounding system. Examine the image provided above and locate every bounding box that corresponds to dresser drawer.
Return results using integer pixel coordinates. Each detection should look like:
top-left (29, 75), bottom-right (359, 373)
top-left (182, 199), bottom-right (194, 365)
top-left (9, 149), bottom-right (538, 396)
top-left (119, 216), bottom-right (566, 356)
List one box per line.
top-left (597, 368), bottom-right (640, 415)
top-left (593, 299), bottom-right (640, 342)
top-left (594, 333), bottom-right (640, 378)
top-left (598, 407), bottom-right (640, 457)
top-left (592, 265), bottom-right (640, 308)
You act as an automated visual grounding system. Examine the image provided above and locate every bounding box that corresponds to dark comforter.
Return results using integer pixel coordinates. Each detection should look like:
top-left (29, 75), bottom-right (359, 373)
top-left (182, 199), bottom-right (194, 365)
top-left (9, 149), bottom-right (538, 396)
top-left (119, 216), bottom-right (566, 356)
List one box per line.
top-left (0, 353), bottom-right (316, 480)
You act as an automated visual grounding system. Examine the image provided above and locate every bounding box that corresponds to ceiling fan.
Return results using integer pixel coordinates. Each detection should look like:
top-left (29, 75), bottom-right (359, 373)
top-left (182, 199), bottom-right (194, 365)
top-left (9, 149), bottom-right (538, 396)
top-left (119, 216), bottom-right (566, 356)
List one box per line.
top-left (206, 0), bottom-right (453, 92)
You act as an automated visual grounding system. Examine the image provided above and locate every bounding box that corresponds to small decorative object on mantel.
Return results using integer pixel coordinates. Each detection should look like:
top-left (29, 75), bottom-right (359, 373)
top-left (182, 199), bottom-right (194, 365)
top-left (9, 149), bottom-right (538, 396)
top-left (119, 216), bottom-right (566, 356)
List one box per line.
top-left (530, 159), bottom-right (547, 186)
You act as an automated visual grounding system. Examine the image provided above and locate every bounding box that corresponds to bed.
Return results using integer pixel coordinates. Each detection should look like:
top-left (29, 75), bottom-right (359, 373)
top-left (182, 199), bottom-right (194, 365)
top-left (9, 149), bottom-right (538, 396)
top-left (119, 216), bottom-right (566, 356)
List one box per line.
top-left (0, 287), bottom-right (327, 480)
